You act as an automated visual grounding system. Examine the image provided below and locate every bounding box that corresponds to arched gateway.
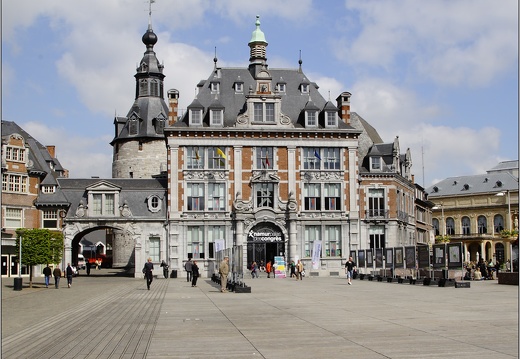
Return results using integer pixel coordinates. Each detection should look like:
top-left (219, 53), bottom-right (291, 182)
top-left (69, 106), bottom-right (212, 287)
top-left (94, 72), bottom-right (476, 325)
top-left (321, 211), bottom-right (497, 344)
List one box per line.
top-left (246, 222), bottom-right (286, 265)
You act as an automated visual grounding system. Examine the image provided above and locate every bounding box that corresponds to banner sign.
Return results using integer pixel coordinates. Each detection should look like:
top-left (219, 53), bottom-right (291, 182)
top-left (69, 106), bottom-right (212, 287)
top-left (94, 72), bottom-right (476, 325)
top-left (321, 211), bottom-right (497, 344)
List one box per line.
top-left (405, 246), bottom-right (416, 269)
top-left (447, 243), bottom-right (463, 268)
top-left (417, 245), bottom-right (430, 269)
top-left (247, 230), bottom-right (283, 242)
top-left (433, 244), bottom-right (446, 268)
top-left (395, 247), bottom-right (404, 268)
top-left (375, 248), bottom-right (383, 268)
top-left (311, 240), bottom-right (322, 270)
top-left (273, 256), bottom-right (286, 278)
top-left (357, 250), bottom-right (366, 267)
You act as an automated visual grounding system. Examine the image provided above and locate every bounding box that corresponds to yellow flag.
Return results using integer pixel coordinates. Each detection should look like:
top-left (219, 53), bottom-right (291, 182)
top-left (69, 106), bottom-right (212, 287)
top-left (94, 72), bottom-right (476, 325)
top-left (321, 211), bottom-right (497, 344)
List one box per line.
top-left (216, 147), bottom-right (226, 159)
top-left (195, 149), bottom-right (200, 161)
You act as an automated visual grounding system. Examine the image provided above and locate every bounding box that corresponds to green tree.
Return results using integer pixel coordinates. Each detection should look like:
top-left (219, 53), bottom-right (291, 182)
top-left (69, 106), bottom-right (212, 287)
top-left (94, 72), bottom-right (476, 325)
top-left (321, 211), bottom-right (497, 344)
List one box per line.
top-left (15, 229), bottom-right (63, 288)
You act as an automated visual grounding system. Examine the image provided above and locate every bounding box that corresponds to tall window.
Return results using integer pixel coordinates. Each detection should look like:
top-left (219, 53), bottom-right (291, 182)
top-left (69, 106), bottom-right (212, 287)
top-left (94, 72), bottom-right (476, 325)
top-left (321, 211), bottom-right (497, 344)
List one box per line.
top-left (186, 147), bottom-right (204, 169)
top-left (461, 216), bottom-right (471, 235)
top-left (494, 214), bottom-right (504, 233)
top-left (154, 118), bottom-right (165, 134)
top-left (304, 183), bottom-right (321, 210)
top-left (187, 226), bottom-right (204, 259)
top-left (368, 188), bottom-right (385, 217)
top-left (129, 118), bottom-right (138, 135)
top-left (209, 147), bottom-right (226, 170)
top-left (306, 110), bottom-right (318, 127)
top-left (304, 225), bottom-right (321, 257)
top-left (149, 237), bottom-right (160, 262)
top-left (324, 226), bottom-right (341, 257)
top-left (253, 103), bottom-right (275, 122)
top-left (43, 210), bottom-right (58, 229)
top-left (208, 183), bottom-right (225, 211)
top-left (324, 183), bottom-right (341, 210)
top-left (446, 217), bottom-right (455, 235)
top-left (150, 80), bottom-right (159, 96)
top-left (2, 174), bottom-right (28, 193)
top-left (256, 147), bottom-right (273, 170)
top-left (323, 148), bottom-right (340, 169)
top-left (4, 208), bottom-right (22, 228)
top-left (369, 226), bottom-right (385, 249)
top-left (187, 183), bottom-right (205, 211)
top-left (91, 193), bottom-right (115, 216)
top-left (433, 218), bottom-right (440, 236)
top-left (208, 225), bottom-right (225, 259)
top-left (303, 147), bottom-right (320, 169)
top-left (255, 183), bottom-right (274, 208)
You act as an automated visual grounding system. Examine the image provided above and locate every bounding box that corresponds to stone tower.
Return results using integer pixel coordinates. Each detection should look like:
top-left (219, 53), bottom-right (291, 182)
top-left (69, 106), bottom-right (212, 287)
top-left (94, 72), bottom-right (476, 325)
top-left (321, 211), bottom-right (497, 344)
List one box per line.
top-left (110, 19), bottom-right (169, 179)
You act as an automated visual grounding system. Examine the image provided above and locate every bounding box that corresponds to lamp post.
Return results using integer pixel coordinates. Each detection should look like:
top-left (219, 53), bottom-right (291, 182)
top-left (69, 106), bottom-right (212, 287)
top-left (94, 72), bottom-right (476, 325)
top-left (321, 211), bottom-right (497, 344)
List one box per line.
top-left (432, 205), bottom-right (445, 236)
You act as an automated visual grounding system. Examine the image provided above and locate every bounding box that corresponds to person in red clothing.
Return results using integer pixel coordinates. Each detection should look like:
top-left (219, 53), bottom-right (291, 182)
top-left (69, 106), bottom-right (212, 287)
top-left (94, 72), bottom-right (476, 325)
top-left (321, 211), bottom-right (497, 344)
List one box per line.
top-left (266, 260), bottom-right (272, 278)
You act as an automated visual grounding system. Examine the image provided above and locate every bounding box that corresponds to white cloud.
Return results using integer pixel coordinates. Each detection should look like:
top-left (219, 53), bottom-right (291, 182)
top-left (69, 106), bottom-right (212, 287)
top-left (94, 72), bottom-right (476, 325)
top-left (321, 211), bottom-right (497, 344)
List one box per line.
top-left (338, 0), bottom-right (518, 87)
top-left (21, 121), bottom-right (112, 178)
top-left (212, 0), bottom-right (314, 24)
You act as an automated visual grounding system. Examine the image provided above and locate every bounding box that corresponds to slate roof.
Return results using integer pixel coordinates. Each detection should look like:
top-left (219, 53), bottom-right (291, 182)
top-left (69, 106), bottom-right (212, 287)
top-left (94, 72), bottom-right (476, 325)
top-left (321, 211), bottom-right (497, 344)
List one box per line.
top-left (426, 171), bottom-right (518, 197)
top-left (54, 178), bottom-right (168, 218)
top-left (1, 120), bottom-right (67, 186)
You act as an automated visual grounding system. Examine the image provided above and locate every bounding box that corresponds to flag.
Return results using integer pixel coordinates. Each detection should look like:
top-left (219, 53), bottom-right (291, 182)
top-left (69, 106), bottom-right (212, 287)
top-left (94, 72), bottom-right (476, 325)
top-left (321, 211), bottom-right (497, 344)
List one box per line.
top-left (195, 149), bottom-right (200, 161)
top-left (216, 147), bottom-right (226, 159)
top-left (314, 150), bottom-right (321, 160)
top-left (265, 154), bottom-right (270, 168)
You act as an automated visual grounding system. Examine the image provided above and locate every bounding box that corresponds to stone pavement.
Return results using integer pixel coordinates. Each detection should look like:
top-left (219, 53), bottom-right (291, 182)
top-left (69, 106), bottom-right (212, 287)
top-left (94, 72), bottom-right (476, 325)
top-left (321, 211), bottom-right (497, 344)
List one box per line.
top-left (1, 270), bottom-right (518, 359)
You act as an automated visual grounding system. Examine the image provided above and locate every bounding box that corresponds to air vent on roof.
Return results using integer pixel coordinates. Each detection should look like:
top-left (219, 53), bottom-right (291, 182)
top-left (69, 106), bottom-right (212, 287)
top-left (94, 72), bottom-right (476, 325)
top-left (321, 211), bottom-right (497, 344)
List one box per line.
top-left (463, 184), bottom-right (469, 190)
top-left (432, 186), bottom-right (439, 193)
top-left (484, 178), bottom-right (488, 183)
top-left (453, 180), bottom-right (457, 185)
top-left (496, 180), bottom-right (503, 188)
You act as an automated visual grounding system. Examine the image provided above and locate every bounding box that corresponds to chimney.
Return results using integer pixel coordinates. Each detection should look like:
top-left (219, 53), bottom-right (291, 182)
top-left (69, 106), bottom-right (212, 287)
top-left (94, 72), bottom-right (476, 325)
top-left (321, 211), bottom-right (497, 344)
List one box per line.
top-left (167, 89), bottom-right (180, 125)
top-left (336, 92), bottom-right (352, 125)
top-left (46, 145), bottom-right (56, 158)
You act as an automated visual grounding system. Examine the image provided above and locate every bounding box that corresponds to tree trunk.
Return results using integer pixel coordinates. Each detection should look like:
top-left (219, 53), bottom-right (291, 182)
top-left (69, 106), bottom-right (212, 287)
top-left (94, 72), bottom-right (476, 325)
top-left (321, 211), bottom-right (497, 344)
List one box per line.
top-left (29, 266), bottom-right (33, 288)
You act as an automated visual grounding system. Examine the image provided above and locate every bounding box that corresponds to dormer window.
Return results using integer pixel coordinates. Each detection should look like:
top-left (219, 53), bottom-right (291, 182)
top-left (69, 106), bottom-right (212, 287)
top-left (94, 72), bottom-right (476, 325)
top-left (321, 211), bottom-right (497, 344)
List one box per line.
top-left (210, 109), bottom-right (223, 126)
top-left (41, 185), bottom-right (56, 194)
top-left (234, 82), bottom-right (243, 93)
top-left (305, 110), bottom-right (318, 127)
top-left (325, 111), bottom-right (338, 128)
top-left (211, 82), bottom-right (220, 93)
top-left (370, 157), bottom-right (381, 171)
top-left (147, 195), bottom-right (162, 213)
top-left (190, 109), bottom-right (203, 126)
top-left (277, 83), bottom-right (286, 92)
top-left (154, 117), bottom-right (165, 134)
top-left (128, 118), bottom-right (138, 135)
top-left (301, 84), bottom-right (309, 94)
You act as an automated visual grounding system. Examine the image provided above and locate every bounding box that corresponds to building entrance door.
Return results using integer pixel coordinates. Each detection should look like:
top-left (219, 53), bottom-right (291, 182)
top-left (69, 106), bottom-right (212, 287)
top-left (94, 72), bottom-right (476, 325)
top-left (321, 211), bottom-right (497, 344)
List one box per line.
top-left (246, 223), bottom-right (285, 267)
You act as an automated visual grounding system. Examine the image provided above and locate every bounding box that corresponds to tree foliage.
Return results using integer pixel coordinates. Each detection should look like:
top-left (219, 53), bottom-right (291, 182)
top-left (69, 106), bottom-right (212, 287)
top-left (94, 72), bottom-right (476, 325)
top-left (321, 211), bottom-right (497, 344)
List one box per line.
top-left (15, 228), bottom-right (63, 287)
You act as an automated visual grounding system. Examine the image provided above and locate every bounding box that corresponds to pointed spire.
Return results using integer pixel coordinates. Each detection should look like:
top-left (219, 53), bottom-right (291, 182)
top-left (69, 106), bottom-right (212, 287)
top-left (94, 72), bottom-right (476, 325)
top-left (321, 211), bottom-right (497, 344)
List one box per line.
top-left (298, 50), bottom-right (303, 73)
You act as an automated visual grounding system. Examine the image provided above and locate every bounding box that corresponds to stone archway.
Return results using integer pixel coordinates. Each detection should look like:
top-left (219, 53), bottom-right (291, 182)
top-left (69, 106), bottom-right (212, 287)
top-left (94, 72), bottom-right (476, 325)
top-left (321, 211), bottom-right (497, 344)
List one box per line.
top-left (246, 222), bottom-right (286, 267)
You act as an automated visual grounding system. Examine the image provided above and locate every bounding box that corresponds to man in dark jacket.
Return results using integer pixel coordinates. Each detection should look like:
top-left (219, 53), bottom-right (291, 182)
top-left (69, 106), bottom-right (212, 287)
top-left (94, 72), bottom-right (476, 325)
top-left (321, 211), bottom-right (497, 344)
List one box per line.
top-left (184, 258), bottom-right (193, 283)
top-left (66, 263), bottom-right (74, 288)
top-left (53, 266), bottom-right (62, 289)
top-left (43, 264), bottom-right (52, 288)
top-left (144, 258), bottom-right (154, 290)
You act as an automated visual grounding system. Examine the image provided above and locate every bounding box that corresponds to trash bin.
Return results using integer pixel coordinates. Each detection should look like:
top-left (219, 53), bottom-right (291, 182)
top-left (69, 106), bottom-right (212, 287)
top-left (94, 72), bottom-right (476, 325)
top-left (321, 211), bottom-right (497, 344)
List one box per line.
top-left (13, 277), bottom-right (23, 291)
top-left (442, 269), bottom-right (448, 279)
top-left (170, 269), bottom-right (177, 278)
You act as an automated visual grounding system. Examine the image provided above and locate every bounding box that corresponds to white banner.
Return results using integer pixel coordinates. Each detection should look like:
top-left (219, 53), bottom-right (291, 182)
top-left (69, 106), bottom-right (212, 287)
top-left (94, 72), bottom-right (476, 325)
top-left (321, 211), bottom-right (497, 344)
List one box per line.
top-left (215, 239), bottom-right (225, 252)
top-left (311, 240), bottom-right (322, 270)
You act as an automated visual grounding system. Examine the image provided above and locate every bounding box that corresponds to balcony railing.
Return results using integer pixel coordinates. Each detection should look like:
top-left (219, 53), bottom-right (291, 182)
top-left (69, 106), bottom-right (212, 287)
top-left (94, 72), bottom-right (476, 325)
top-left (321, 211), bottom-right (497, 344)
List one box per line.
top-left (365, 209), bottom-right (389, 220)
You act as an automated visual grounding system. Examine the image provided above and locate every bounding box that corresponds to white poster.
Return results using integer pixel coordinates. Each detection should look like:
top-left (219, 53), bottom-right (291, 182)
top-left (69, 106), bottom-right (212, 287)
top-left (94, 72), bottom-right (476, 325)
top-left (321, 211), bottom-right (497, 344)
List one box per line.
top-left (311, 240), bottom-right (322, 270)
top-left (215, 239), bottom-right (225, 252)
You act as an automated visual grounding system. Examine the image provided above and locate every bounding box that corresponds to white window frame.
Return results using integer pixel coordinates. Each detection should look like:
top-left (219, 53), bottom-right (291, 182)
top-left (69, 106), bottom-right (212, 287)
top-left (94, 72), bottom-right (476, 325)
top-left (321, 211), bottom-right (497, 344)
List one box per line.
top-left (235, 82), bottom-right (243, 93)
top-left (211, 82), bottom-right (220, 93)
top-left (42, 209), bottom-right (59, 229)
top-left (187, 226), bottom-right (204, 259)
top-left (304, 225), bottom-right (321, 257)
top-left (208, 183), bottom-right (226, 211)
top-left (304, 183), bottom-right (321, 211)
top-left (256, 147), bottom-right (274, 170)
top-left (147, 195), bottom-right (162, 213)
top-left (186, 147), bottom-right (205, 169)
top-left (210, 109), bottom-right (223, 126)
top-left (325, 111), bottom-right (337, 128)
top-left (41, 185), bottom-right (56, 194)
top-left (4, 207), bottom-right (22, 229)
top-left (89, 192), bottom-right (117, 217)
top-left (189, 109), bottom-right (203, 126)
top-left (2, 173), bottom-right (28, 193)
top-left (5, 146), bottom-right (26, 162)
top-left (255, 182), bottom-right (274, 208)
top-left (305, 110), bottom-right (318, 127)
top-left (208, 225), bottom-right (225, 259)
top-left (324, 225), bottom-right (341, 257)
top-left (301, 84), bottom-right (309, 94)
top-left (370, 157), bottom-right (381, 171)
top-left (187, 183), bottom-right (205, 211)
top-left (277, 83), bottom-right (286, 93)
top-left (253, 102), bottom-right (275, 123)
top-left (149, 237), bottom-right (160, 262)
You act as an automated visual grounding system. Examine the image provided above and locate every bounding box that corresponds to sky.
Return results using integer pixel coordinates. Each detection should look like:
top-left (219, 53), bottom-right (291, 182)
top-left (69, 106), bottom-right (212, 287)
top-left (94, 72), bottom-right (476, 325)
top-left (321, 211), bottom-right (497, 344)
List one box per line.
top-left (2, 0), bottom-right (518, 187)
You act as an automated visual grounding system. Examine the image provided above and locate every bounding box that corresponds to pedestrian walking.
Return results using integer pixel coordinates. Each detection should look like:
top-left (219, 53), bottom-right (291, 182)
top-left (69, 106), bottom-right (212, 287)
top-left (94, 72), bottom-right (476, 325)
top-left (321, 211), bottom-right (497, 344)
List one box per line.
top-left (160, 260), bottom-right (169, 279)
top-left (345, 256), bottom-right (357, 285)
top-left (296, 260), bottom-right (304, 280)
top-left (53, 266), bottom-right (62, 289)
top-left (42, 264), bottom-right (52, 288)
top-left (191, 260), bottom-right (199, 287)
top-left (86, 261), bottom-right (91, 276)
top-left (219, 256), bottom-right (229, 292)
top-left (266, 260), bottom-right (272, 278)
top-left (184, 258), bottom-right (193, 283)
top-left (66, 263), bottom-right (74, 288)
top-left (143, 258), bottom-right (154, 290)
top-left (289, 260), bottom-right (297, 278)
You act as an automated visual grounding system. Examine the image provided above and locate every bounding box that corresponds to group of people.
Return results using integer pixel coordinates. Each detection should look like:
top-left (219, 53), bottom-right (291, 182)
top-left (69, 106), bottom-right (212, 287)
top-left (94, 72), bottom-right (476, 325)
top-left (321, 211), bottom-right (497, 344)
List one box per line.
top-left (464, 258), bottom-right (504, 280)
top-left (42, 263), bottom-right (76, 289)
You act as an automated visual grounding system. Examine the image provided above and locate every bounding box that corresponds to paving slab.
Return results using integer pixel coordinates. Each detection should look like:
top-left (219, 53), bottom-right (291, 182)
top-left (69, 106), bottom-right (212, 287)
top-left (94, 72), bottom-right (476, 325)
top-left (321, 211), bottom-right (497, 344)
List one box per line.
top-left (1, 271), bottom-right (518, 359)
